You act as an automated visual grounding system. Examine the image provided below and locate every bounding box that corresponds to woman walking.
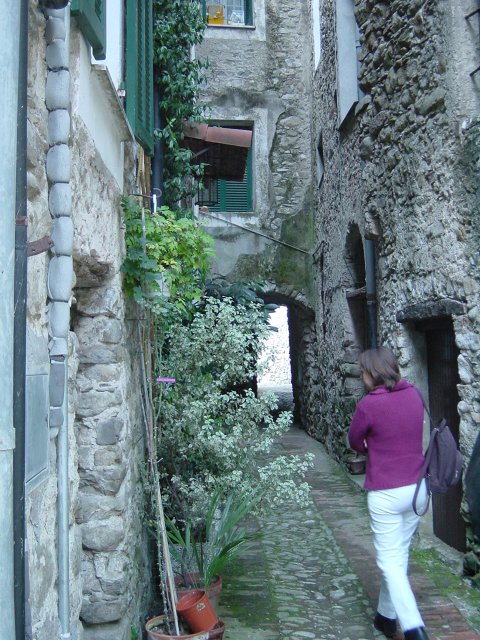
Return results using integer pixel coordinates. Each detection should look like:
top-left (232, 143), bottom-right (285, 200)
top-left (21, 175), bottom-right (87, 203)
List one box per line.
top-left (348, 346), bottom-right (429, 640)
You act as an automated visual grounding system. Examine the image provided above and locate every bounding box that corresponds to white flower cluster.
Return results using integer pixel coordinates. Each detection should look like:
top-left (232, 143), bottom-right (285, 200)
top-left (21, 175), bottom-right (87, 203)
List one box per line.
top-left (154, 297), bottom-right (314, 522)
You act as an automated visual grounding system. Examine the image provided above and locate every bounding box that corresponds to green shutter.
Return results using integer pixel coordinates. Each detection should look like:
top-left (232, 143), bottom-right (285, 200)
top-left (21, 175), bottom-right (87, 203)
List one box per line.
top-left (211, 148), bottom-right (253, 213)
top-left (244, 0), bottom-right (253, 26)
top-left (71, 0), bottom-right (106, 60)
top-left (125, 0), bottom-right (154, 156)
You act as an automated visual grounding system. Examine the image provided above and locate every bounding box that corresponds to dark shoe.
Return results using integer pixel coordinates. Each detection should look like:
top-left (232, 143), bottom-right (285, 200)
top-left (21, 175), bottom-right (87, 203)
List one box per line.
top-left (374, 612), bottom-right (399, 638)
top-left (404, 628), bottom-right (429, 640)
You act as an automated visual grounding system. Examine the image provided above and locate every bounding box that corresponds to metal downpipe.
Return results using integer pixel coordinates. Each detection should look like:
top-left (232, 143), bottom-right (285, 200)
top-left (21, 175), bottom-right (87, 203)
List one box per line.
top-left (152, 81), bottom-right (164, 204)
top-left (0, 0), bottom-right (21, 636)
top-left (44, 4), bottom-right (73, 638)
top-left (14, 0), bottom-right (30, 638)
top-left (365, 238), bottom-right (378, 349)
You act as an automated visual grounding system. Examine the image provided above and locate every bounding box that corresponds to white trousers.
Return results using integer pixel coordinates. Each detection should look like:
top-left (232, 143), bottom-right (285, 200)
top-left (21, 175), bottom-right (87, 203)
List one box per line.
top-left (367, 481), bottom-right (427, 632)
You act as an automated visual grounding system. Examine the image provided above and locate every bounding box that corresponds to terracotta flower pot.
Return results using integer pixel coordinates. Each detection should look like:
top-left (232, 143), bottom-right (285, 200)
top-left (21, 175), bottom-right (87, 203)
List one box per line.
top-left (175, 573), bottom-right (223, 610)
top-left (176, 590), bottom-right (219, 633)
top-left (145, 615), bottom-right (210, 640)
top-left (145, 615), bottom-right (225, 640)
top-left (208, 621), bottom-right (225, 639)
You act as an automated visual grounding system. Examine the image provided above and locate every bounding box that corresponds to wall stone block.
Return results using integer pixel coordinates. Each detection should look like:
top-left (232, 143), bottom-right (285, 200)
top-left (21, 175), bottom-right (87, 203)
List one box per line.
top-left (81, 516), bottom-right (125, 552)
top-left (75, 287), bottom-right (123, 319)
top-left (96, 415), bottom-right (124, 445)
top-left (81, 598), bottom-right (126, 625)
top-left (82, 619), bottom-right (130, 640)
top-left (80, 465), bottom-right (127, 495)
top-left (76, 387), bottom-right (123, 418)
top-left (77, 492), bottom-right (127, 524)
top-left (94, 446), bottom-right (123, 467)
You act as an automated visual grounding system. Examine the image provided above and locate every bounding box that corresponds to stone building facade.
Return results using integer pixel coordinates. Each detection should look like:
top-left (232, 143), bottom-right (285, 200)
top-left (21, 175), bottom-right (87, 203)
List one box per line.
top-left (196, 0), bottom-right (322, 431)
top-left (24, 2), bottom-right (151, 638)
top-left (17, 2), bottom-right (480, 635)
top-left (312, 0), bottom-right (480, 564)
top-left (199, 0), bottom-right (480, 569)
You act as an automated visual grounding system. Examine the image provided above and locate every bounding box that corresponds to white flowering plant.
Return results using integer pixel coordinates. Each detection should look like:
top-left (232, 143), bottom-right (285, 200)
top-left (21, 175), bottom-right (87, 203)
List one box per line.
top-left (154, 296), bottom-right (314, 524)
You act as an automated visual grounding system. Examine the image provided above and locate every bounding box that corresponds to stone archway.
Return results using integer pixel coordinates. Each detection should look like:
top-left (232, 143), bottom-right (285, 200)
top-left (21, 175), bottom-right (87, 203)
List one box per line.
top-left (261, 284), bottom-right (319, 435)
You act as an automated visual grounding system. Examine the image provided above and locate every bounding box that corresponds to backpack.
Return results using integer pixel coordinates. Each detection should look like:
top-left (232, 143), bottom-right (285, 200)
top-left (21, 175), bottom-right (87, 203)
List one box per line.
top-left (413, 416), bottom-right (464, 516)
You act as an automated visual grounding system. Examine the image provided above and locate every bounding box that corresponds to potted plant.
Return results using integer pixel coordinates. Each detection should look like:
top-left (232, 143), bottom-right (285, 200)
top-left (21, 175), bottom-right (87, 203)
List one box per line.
top-left (166, 488), bottom-right (263, 606)
top-left (145, 615), bottom-right (225, 640)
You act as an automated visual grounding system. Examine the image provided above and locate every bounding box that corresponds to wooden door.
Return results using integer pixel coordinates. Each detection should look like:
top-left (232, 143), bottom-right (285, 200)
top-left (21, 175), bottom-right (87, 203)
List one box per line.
top-left (420, 318), bottom-right (466, 552)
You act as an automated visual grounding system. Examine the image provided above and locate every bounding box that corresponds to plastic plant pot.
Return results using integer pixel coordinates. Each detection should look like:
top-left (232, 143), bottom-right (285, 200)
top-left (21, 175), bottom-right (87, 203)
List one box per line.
top-left (176, 590), bottom-right (219, 632)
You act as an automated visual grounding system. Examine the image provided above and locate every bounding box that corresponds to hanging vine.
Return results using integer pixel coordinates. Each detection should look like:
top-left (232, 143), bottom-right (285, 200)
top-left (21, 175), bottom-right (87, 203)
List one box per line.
top-left (153, 0), bottom-right (208, 208)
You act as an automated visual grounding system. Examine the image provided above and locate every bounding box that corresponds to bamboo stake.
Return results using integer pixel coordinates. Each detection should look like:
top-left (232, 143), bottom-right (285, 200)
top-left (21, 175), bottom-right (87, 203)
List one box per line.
top-left (139, 321), bottom-right (181, 636)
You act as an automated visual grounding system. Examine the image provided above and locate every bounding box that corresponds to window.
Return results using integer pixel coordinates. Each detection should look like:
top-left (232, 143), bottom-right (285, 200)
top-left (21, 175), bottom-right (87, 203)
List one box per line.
top-left (335, 0), bottom-right (361, 125)
top-left (125, 0), bottom-right (154, 155)
top-left (209, 144), bottom-right (253, 213)
top-left (203, 1), bottom-right (253, 26)
top-left (316, 131), bottom-right (324, 187)
top-left (312, 0), bottom-right (322, 69)
top-left (71, 0), bottom-right (106, 60)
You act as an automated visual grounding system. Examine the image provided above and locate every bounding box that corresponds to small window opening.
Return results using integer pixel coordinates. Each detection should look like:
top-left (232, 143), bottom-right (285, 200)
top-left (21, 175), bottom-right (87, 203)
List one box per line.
top-left (316, 132), bottom-right (325, 187)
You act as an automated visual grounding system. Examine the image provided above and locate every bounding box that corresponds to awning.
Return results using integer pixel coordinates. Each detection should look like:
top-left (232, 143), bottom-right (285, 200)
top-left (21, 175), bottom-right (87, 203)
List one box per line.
top-left (182, 122), bottom-right (252, 181)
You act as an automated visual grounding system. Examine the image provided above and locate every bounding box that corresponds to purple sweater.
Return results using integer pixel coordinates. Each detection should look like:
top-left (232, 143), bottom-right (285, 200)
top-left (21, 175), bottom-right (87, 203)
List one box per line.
top-left (348, 380), bottom-right (425, 490)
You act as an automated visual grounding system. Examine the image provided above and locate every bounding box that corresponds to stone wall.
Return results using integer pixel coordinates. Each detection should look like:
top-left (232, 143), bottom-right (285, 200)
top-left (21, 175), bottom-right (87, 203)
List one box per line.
top-left (312, 0), bottom-right (480, 563)
top-left (25, 3), bottom-right (150, 638)
top-left (197, 0), bottom-right (315, 293)
top-left (197, 0), bottom-right (322, 436)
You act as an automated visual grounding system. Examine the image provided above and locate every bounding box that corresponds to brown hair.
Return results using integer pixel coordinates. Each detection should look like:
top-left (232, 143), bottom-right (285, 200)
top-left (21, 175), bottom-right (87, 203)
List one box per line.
top-left (359, 346), bottom-right (401, 391)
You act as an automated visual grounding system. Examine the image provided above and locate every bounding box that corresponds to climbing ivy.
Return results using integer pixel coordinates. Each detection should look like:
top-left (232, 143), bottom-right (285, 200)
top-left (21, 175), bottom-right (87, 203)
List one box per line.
top-left (153, 0), bottom-right (208, 208)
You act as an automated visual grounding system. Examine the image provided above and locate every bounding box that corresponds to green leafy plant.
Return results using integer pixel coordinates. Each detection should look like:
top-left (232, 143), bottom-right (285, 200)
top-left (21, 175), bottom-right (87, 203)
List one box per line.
top-left (166, 489), bottom-right (263, 588)
top-left (121, 196), bottom-right (214, 314)
top-left (130, 627), bottom-right (139, 640)
top-left (153, 0), bottom-right (208, 207)
top-left (154, 296), bottom-right (314, 524)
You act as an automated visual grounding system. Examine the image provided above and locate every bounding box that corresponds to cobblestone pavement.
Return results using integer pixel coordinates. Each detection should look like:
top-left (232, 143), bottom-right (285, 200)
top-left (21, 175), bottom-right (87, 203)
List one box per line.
top-left (217, 427), bottom-right (480, 640)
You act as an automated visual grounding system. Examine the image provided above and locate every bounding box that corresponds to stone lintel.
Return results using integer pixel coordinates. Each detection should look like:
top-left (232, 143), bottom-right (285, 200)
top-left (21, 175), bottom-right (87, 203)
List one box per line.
top-left (396, 298), bottom-right (466, 323)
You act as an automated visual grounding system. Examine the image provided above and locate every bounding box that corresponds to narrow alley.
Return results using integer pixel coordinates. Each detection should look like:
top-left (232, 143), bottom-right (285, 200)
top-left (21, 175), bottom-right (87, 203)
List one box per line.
top-left (216, 427), bottom-right (480, 640)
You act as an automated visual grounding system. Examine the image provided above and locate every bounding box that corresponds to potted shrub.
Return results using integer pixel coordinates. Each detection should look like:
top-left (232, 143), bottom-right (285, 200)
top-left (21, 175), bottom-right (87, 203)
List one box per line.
top-left (145, 615), bottom-right (225, 640)
top-left (166, 489), bottom-right (263, 607)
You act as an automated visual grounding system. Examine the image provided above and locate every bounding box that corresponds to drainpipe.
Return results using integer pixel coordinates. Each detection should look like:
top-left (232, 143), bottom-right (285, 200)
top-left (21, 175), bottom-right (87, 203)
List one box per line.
top-left (13, 0), bottom-right (29, 638)
top-left (44, 5), bottom-right (73, 639)
top-left (152, 6), bottom-right (164, 204)
top-left (0, 1), bottom-right (21, 637)
top-left (364, 238), bottom-right (378, 349)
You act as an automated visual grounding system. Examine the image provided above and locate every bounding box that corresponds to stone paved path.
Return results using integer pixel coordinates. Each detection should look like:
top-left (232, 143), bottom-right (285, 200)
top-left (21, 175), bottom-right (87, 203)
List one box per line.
top-left (217, 427), bottom-right (480, 640)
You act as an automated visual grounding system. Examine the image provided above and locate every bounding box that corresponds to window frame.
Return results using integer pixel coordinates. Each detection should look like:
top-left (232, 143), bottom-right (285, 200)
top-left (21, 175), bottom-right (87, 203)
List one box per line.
top-left (335, 0), bottom-right (360, 126)
top-left (202, 0), bottom-right (254, 27)
top-left (207, 124), bottom-right (254, 214)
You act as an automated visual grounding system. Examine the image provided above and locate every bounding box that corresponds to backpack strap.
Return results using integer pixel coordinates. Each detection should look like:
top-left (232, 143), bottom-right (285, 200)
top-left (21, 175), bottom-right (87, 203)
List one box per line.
top-left (412, 386), bottom-right (436, 516)
top-left (412, 427), bottom-right (439, 516)
top-left (413, 385), bottom-right (435, 430)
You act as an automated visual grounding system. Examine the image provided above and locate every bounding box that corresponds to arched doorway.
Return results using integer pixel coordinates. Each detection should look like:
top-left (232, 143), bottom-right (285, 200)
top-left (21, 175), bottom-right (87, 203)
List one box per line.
top-left (261, 290), bottom-right (318, 433)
